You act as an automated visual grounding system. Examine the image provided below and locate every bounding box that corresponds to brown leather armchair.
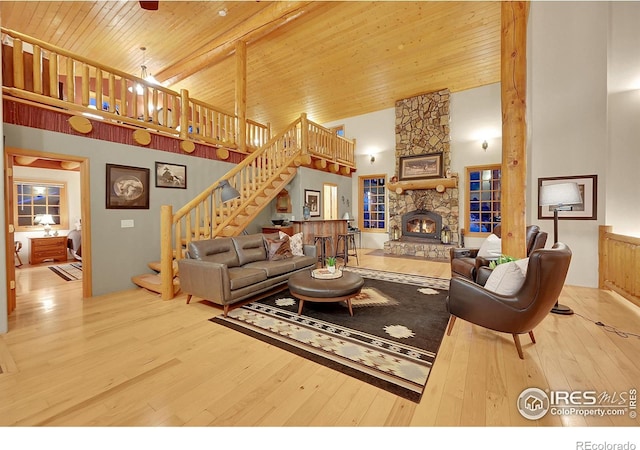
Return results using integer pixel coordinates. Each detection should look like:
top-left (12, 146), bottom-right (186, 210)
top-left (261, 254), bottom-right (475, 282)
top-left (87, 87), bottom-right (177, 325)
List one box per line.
top-left (449, 224), bottom-right (548, 282)
top-left (446, 243), bottom-right (572, 359)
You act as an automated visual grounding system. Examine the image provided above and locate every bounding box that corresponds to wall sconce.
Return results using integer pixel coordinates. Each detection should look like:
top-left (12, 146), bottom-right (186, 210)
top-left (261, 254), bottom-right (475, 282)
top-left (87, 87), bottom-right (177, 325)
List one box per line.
top-left (370, 155), bottom-right (375, 164)
top-left (482, 140), bottom-right (488, 151)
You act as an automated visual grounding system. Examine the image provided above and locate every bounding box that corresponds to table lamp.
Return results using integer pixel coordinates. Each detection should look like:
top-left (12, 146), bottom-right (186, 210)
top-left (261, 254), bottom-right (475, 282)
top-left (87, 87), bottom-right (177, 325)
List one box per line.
top-left (539, 182), bottom-right (582, 315)
top-left (37, 214), bottom-right (56, 236)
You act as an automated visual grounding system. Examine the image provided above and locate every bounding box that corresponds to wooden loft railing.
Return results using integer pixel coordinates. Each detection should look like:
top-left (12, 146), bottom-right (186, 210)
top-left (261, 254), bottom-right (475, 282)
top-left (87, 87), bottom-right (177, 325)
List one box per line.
top-left (1, 27), bottom-right (270, 153)
top-left (598, 225), bottom-right (640, 308)
top-left (307, 120), bottom-right (356, 171)
top-left (1, 27), bottom-right (357, 164)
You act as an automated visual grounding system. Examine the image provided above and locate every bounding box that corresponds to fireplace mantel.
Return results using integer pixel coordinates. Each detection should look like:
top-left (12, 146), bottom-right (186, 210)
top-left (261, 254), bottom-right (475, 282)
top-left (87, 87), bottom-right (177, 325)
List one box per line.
top-left (388, 175), bottom-right (458, 194)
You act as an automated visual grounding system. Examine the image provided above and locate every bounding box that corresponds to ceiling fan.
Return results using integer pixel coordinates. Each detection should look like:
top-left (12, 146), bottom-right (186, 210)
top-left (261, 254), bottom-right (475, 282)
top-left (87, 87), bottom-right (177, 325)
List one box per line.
top-left (139, 1), bottom-right (159, 11)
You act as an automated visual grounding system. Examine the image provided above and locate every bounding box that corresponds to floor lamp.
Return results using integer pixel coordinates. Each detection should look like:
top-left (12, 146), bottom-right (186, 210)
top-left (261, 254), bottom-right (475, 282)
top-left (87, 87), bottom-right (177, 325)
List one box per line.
top-left (218, 180), bottom-right (241, 203)
top-left (539, 182), bottom-right (582, 315)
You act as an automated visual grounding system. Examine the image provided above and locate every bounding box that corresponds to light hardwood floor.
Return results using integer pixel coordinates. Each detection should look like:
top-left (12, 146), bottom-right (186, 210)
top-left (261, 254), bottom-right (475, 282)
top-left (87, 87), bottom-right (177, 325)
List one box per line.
top-left (1, 251), bottom-right (639, 427)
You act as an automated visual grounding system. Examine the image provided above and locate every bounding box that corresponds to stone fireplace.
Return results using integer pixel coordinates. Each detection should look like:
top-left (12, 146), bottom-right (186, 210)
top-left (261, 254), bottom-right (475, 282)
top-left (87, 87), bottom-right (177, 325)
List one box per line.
top-left (384, 89), bottom-right (459, 259)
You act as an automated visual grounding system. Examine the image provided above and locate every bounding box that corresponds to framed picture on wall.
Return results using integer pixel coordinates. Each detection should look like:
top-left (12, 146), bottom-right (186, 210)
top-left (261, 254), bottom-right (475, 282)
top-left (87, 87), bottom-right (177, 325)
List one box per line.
top-left (304, 189), bottom-right (321, 217)
top-left (537, 174), bottom-right (597, 220)
top-left (106, 164), bottom-right (150, 209)
top-left (155, 162), bottom-right (187, 189)
top-left (399, 152), bottom-right (443, 180)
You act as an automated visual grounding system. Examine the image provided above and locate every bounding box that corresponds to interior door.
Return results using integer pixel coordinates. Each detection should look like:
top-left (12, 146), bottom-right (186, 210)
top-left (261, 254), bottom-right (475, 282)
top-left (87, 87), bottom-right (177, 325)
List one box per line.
top-left (4, 151), bottom-right (17, 315)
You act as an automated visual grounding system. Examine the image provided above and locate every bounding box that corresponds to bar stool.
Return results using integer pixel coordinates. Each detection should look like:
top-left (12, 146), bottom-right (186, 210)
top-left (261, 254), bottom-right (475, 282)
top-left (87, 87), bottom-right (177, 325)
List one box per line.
top-left (335, 232), bottom-right (359, 266)
top-left (313, 235), bottom-right (333, 267)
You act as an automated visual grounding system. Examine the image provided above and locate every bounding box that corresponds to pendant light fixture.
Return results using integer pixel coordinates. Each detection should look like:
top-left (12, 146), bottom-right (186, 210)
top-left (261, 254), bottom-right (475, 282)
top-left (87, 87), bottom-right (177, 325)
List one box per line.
top-left (129, 47), bottom-right (158, 94)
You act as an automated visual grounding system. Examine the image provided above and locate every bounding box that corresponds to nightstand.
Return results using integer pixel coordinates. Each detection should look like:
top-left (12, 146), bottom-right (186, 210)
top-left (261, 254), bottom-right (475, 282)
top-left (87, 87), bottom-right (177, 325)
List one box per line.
top-left (29, 236), bottom-right (68, 265)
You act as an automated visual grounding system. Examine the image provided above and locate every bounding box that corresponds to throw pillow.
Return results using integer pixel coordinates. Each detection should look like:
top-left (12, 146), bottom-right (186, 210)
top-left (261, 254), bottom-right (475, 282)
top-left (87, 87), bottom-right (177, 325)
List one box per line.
top-left (266, 235), bottom-right (293, 261)
top-left (477, 233), bottom-right (502, 258)
top-left (484, 258), bottom-right (529, 295)
top-left (280, 231), bottom-right (304, 256)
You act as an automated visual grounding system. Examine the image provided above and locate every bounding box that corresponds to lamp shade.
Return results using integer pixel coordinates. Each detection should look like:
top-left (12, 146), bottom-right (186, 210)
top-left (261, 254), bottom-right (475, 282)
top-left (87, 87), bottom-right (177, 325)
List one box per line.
top-left (219, 180), bottom-right (241, 203)
top-left (539, 182), bottom-right (582, 207)
top-left (37, 214), bottom-right (55, 225)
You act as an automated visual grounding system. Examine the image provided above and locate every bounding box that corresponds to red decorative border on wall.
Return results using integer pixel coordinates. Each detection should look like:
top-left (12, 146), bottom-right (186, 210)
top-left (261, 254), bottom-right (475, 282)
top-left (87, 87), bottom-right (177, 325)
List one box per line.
top-left (2, 98), bottom-right (246, 165)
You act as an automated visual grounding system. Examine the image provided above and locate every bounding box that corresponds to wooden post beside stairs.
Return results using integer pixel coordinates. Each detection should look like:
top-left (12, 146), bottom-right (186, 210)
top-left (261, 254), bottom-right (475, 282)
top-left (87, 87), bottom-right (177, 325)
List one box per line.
top-left (160, 205), bottom-right (174, 300)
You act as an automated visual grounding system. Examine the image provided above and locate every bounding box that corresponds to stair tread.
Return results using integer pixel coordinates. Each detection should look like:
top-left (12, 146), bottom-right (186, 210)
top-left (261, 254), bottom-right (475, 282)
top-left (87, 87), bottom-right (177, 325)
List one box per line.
top-left (131, 273), bottom-right (180, 294)
top-left (148, 260), bottom-right (179, 276)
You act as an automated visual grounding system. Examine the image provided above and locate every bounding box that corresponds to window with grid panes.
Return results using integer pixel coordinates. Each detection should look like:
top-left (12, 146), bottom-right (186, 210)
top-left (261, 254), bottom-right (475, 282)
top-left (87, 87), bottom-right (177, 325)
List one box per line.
top-left (465, 165), bottom-right (501, 235)
top-left (359, 175), bottom-right (386, 232)
top-left (14, 179), bottom-right (69, 231)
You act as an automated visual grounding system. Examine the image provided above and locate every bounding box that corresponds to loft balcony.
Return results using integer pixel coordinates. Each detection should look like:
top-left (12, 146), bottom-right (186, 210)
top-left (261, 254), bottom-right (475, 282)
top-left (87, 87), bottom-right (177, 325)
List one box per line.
top-left (1, 27), bottom-right (356, 170)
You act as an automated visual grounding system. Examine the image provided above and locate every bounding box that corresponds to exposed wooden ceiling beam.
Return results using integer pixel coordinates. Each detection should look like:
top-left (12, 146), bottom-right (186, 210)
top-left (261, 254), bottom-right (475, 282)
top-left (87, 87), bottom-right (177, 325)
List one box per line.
top-left (154, 1), bottom-right (321, 87)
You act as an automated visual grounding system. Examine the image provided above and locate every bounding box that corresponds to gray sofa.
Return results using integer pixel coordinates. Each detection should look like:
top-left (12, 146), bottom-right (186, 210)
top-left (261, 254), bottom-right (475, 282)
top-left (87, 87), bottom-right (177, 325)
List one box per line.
top-left (177, 233), bottom-right (317, 315)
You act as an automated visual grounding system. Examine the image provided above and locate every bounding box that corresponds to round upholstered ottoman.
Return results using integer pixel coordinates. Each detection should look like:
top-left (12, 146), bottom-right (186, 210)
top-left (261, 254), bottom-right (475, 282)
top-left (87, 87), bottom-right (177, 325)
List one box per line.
top-left (288, 270), bottom-right (364, 316)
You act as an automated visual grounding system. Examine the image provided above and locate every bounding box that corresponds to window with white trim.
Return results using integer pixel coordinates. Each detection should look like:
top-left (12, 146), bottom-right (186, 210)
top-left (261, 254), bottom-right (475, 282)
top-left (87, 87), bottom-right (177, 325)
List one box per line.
top-left (14, 179), bottom-right (69, 231)
top-left (359, 175), bottom-right (386, 232)
top-left (465, 165), bottom-right (501, 235)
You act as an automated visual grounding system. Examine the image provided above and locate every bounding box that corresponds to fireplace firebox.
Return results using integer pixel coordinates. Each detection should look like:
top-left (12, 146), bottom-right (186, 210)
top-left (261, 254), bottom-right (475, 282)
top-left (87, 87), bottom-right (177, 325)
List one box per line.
top-left (401, 210), bottom-right (442, 240)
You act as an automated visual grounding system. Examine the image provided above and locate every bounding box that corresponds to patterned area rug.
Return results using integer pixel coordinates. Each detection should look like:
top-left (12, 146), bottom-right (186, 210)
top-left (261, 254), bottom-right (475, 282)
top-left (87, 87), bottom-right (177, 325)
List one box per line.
top-left (210, 267), bottom-right (450, 402)
top-left (49, 262), bottom-right (82, 281)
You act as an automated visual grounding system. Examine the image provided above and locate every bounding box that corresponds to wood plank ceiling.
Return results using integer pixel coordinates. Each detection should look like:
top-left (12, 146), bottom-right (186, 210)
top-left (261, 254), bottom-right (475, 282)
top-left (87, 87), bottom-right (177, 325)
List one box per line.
top-left (1, 1), bottom-right (501, 142)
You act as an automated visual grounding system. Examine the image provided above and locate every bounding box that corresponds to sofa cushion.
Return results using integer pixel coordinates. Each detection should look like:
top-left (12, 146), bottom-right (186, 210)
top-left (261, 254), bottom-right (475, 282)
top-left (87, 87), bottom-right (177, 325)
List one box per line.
top-left (188, 238), bottom-right (239, 268)
top-left (244, 259), bottom-right (297, 277)
top-left (228, 267), bottom-right (268, 290)
top-left (262, 232), bottom-right (281, 242)
top-left (232, 234), bottom-right (267, 265)
top-left (266, 235), bottom-right (294, 260)
top-left (280, 231), bottom-right (304, 256)
top-left (291, 254), bottom-right (317, 270)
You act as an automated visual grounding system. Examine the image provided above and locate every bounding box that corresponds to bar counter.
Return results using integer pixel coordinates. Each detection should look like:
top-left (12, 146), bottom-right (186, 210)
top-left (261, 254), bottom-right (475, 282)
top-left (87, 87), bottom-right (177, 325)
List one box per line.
top-left (291, 219), bottom-right (348, 246)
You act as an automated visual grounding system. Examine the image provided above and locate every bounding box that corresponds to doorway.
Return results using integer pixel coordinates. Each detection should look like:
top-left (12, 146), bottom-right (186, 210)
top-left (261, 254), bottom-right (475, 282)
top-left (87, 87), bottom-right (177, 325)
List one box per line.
top-left (5, 147), bottom-right (91, 323)
top-left (323, 183), bottom-right (338, 219)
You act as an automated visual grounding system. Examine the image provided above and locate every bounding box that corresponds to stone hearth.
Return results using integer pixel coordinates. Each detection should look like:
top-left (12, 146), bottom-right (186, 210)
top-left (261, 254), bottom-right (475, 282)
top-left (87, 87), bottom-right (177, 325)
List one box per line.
top-left (384, 240), bottom-right (453, 260)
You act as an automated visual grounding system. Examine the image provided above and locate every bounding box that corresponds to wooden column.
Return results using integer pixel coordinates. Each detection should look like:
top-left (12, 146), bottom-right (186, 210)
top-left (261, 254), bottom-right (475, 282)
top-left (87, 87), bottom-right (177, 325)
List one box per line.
top-left (500, 1), bottom-right (529, 259)
top-left (235, 41), bottom-right (247, 153)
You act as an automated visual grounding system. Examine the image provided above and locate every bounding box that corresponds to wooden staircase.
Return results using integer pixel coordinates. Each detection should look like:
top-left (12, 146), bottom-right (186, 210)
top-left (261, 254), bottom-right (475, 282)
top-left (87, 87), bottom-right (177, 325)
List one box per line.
top-left (131, 115), bottom-right (313, 296)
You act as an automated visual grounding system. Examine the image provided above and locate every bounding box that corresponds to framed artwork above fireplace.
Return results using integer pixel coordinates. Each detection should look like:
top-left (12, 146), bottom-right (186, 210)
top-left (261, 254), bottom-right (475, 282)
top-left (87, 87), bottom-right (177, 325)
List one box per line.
top-left (399, 153), bottom-right (443, 180)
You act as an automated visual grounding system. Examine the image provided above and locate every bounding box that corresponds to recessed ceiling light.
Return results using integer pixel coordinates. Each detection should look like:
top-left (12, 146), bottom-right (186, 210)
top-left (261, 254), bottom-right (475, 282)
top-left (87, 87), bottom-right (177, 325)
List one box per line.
top-left (218, 8), bottom-right (227, 17)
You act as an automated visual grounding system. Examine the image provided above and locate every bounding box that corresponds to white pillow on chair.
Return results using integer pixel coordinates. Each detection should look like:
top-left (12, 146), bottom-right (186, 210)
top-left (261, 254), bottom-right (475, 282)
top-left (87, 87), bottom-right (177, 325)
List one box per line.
top-left (477, 233), bottom-right (502, 258)
top-left (484, 258), bottom-right (529, 295)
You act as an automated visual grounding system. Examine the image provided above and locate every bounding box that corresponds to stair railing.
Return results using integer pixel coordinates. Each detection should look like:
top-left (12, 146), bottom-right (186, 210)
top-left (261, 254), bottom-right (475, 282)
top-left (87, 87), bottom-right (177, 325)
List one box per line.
top-left (159, 115), bottom-right (309, 299)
